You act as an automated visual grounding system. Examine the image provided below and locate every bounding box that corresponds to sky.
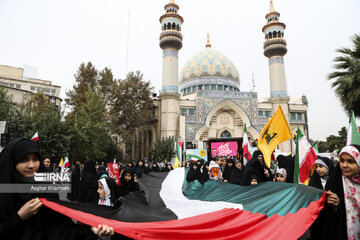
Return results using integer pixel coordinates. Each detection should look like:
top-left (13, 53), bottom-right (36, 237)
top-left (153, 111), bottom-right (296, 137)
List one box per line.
top-left (0, 0), bottom-right (359, 141)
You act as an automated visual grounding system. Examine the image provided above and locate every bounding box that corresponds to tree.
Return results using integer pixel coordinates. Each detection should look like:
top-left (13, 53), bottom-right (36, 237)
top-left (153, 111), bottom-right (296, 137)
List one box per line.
top-left (0, 87), bottom-right (15, 121)
top-left (66, 62), bottom-right (116, 113)
top-left (10, 92), bottom-right (70, 157)
top-left (149, 137), bottom-right (175, 163)
top-left (316, 126), bottom-right (347, 153)
top-left (328, 34), bottom-right (360, 117)
top-left (109, 71), bottom-right (154, 143)
top-left (68, 87), bottom-right (118, 163)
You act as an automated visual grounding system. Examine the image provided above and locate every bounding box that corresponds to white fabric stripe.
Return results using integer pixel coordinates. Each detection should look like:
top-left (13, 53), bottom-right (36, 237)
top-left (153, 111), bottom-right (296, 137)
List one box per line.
top-left (298, 136), bottom-right (312, 168)
top-left (160, 168), bottom-right (243, 219)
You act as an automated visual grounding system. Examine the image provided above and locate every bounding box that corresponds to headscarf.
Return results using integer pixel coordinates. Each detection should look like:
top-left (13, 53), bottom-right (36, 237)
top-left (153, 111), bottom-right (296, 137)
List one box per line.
top-left (0, 138), bottom-right (45, 221)
top-left (309, 156), bottom-right (333, 190)
top-left (276, 168), bottom-right (287, 180)
top-left (339, 145), bottom-right (360, 239)
top-left (98, 177), bottom-right (113, 207)
top-left (209, 161), bottom-right (222, 180)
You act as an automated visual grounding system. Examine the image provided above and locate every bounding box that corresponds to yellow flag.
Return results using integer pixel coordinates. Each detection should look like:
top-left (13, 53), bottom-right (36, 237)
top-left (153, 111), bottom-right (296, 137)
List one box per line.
top-left (58, 158), bottom-right (64, 167)
top-left (257, 105), bottom-right (293, 167)
top-left (173, 156), bottom-right (181, 169)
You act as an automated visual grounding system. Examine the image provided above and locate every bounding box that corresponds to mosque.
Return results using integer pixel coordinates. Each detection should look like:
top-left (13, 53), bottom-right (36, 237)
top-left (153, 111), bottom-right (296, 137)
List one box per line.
top-left (132, 0), bottom-right (308, 160)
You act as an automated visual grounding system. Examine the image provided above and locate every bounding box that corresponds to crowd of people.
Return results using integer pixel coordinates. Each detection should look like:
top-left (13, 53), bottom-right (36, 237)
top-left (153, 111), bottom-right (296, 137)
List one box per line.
top-left (0, 137), bottom-right (359, 239)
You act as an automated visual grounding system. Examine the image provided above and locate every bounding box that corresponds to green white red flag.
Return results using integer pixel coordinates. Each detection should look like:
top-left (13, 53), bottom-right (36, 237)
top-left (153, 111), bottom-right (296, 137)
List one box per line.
top-left (346, 111), bottom-right (360, 145)
top-left (294, 127), bottom-right (317, 184)
top-left (242, 124), bottom-right (251, 165)
top-left (61, 156), bottom-right (70, 173)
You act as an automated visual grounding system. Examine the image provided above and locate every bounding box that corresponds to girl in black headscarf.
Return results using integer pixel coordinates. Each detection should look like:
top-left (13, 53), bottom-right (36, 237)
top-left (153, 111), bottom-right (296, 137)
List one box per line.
top-left (0, 138), bottom-right (114, 239)
top-left (97, 177), bottom-right (120, 208)
top-left (143, 161), bottom-right (150, 174)
top-left (134, 160), bottom-right (145, 178)
top-left (78, 160), bottom-right (98, 203)
top-left (222, 159), bottom-right (235, 181)
top-left (229, 160), bottom-right (245, 185)
top-left (119, 169), bottom-right (140, 198)
top-left (150, 162), bottom-right (161, 172)
top-left (199, 161), bottom-right (210, 184)
top-left (162, 163), bottom-right (173, 172)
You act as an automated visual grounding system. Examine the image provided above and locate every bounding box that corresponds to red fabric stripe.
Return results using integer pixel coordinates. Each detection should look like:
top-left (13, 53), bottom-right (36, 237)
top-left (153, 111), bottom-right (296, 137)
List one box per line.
top-left (41, 192), bottom-right (325, 240)
top-left (299, 147), bottom-right (317, 183)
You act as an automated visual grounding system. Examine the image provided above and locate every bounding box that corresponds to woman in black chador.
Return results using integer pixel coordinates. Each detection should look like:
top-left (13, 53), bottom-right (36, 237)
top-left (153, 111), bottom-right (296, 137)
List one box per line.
top-left (68, 163), bottom-right (81, 201)
top-left (0, 138), bottom-right (114, 240)
top-left (228, 160), bottom-right (245, 185)
top-left (241, 150), bottom-right (272, 185)
top-left (78, 160), bottom-right (98, 204)
top-left (222, 159), bottom-right (235, 181)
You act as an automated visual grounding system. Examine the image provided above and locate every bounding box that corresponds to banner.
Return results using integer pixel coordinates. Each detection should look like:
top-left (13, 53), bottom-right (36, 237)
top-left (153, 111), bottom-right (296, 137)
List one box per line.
top-left (107, 163), bottom-right (121, 186)
top-left (185, 149), bottom-right (208, 162)
top-left (210, 141), bottom-right (238, 157)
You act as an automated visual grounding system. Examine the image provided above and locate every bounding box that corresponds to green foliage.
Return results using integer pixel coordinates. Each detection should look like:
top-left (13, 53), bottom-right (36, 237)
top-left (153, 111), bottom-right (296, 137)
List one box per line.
top-left (109, 71), bottom-right (154, 142)
top-left (149, 137), bottom-right (175, 163)
top-left (328, 34), bottom-right (360, 117)
top-left (9, 92), bottom-right (70, 157)
top-left (68, 87), bottom-right (117, 163)
top-left (317, 127), bottom-right (347, 152)
top-left (66, 62), bottom-right (116, 113)
top-left (0, 87), bottom-right (15, 121)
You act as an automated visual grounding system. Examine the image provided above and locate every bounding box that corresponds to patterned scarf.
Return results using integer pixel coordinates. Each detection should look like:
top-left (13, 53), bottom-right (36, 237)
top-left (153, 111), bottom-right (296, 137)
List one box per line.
top-left (340, 146), bottom-right (360, 239)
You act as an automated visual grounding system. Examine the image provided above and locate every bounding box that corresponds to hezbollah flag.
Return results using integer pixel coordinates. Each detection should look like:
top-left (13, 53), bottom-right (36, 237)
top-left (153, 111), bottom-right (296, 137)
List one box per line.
top-left (257, 105), bottom-right (293, 167)
top-left (41, 168), bottom-right (326, 239)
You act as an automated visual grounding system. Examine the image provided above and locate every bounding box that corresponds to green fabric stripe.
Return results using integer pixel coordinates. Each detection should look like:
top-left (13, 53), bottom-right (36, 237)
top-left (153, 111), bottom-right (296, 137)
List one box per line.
top-left (182, 168), bottom-right (323, 217)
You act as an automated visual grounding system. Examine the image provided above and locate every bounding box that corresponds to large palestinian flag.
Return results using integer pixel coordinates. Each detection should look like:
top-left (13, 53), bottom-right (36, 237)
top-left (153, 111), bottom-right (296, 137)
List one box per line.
top-left (41, 168), bottom-right (326, 240)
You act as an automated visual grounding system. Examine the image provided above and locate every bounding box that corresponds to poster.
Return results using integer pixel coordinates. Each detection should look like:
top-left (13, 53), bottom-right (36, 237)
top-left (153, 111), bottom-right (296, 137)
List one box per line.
top-left (185, 149), bottom-right (208, 162)
top-left (210, 141), bottom-right (238, 157)
top-left (107, 163), bottom-right (121, 186)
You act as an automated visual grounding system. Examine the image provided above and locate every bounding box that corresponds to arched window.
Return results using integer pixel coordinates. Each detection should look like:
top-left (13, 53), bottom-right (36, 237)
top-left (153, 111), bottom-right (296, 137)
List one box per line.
top-left (164, 24), bottom-right (167, 30)
top-left (278, 31), bottom-right (281, 38)
top-left (176, 24), bottom-right (180, 31)
top-left (220, 130), bottom-right (232, 138)
top-left (172, 23), bottom-right (176, 30)
top-left (269, 32), bottom-right (273, 39)
top-left (167, 23), bottom-right (171, 30)
top-left (273, 31), bottom-right (277, 38)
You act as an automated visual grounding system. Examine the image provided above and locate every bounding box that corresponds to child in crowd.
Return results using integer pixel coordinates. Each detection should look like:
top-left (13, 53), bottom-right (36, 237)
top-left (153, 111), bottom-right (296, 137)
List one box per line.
top-left (119, 169), bottom-right (140, 198)
top-left (98, 177), bottom-right (119, 207)
top-left (275, 168), bottom-right (287, 183)
top-left (249, 175), bottom-right (259, 185)
top-left (209, 161), bottom-right (223, 181)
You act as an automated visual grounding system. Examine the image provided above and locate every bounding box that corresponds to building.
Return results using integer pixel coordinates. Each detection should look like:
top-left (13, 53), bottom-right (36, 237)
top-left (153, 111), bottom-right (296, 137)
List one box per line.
top-left (0, 64), bottom-right (62, 107)
top-left (125, 0), bottom-right (308, 160)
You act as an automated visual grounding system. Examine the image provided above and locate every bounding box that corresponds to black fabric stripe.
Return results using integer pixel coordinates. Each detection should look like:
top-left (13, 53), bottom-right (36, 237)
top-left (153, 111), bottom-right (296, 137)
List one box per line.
top-left (46, 172), bottom-right (177, 222)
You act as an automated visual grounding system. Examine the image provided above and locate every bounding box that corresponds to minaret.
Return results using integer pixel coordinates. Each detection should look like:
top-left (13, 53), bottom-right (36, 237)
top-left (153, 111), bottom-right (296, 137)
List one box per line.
top-left (262, 0), bottom-right (291, 152)
top-left (262, 0), bottom-right (288, 100)
top-left (159, 0), bottom-right (184, 138)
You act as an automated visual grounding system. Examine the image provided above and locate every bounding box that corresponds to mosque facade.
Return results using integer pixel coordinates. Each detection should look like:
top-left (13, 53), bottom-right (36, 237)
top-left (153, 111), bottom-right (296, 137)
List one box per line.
top-left (134, 0), bottom-right (308, 160)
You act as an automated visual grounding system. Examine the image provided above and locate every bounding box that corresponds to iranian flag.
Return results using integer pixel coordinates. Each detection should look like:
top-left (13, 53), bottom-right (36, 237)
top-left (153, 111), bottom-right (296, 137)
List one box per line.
top-left (294, 127), bottom-right (317, 184)
top-left (31, 132), bottom-right (39, 142)
top-left (61, 156), bottom-right (70, 173)
top-left (242, 124), bottom-right (251, 165)
top-left (41, 168), bottom-right (326, 239)
top-left (346, 111), bottom-right (360, 145)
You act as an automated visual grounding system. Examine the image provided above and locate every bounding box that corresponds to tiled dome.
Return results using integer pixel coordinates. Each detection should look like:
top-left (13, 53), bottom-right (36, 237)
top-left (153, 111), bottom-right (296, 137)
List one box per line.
top-left (180, 47), bottom-right (240, 84)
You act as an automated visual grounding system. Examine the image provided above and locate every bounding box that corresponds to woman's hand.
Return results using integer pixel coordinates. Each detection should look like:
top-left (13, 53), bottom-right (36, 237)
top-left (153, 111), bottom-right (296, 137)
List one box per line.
top-left (326, 190), bottom-right (340, 207)
top-left (91, 224), bottom-right (114, 237)
top-left (17, 198), bottom-right (43, 220)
